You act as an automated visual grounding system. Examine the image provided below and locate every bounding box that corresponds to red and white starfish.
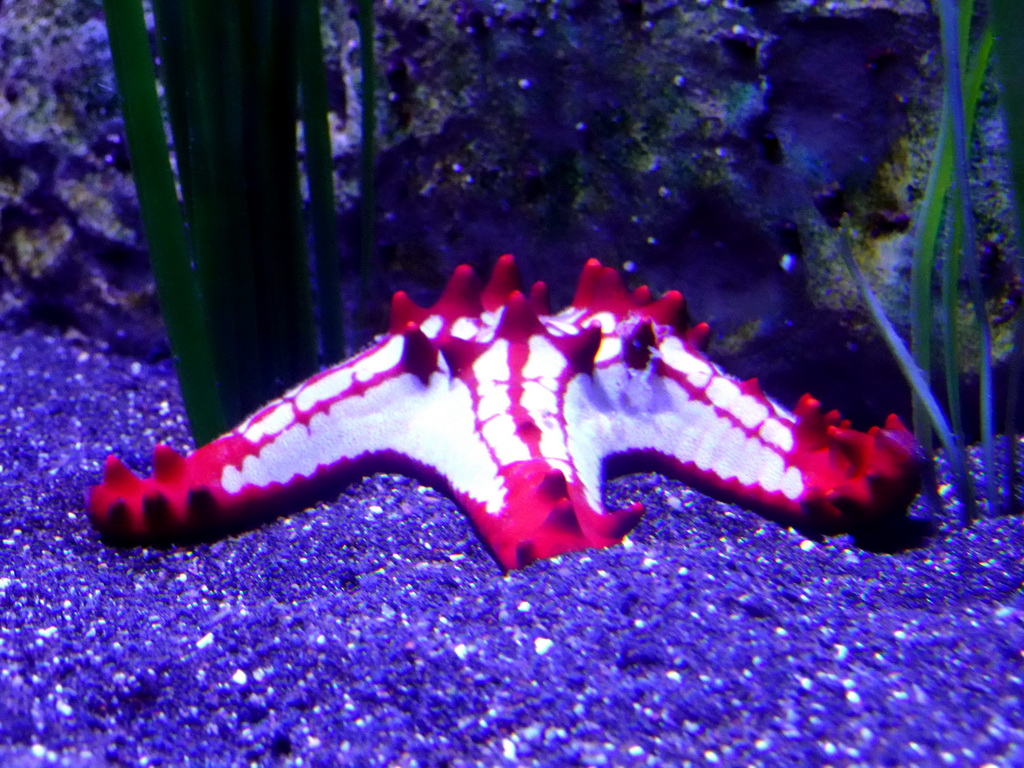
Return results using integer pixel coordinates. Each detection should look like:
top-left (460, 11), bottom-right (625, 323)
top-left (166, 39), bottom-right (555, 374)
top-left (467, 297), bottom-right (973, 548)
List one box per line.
top-left (88, 256), bottom-right (921, 569)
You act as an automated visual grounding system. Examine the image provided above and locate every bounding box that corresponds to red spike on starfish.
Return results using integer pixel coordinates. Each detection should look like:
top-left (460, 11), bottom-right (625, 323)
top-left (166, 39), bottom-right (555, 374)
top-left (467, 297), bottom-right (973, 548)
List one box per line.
top-left (102, 455), bottom-right (140, 490)
top-left (646, 290), bottom-right (689, 335)
top-left (738, 378), bottom-right (764, 398)
top-left (632, 284), bottom-right (653, 304)
top-left (683, 322), bottom-right (711, 352)
top-left (153, 444), bottom-right (187, 483)
top-left (557, 322), bottom-right (603, 376)
top-left (623, 319), bottom-right (657, 370)
top-left (587, 265), bottom-right (636, 314)
top-left (434, 264), bottom-right (483, 319)
top-left (570, 258), bottom-right (606, 308)
top-left (482, 253), bottom-right (523, 311)
top-left (399, 324), bottom-right (439, 384)
top-left (87, 255), bottom-right (922, 570)
top-left (388, 291), bottom-right (425, 334)
top-left (528, 281), bottom-right (551, 315)
top-left (494, 291), bottom-right (545, 342)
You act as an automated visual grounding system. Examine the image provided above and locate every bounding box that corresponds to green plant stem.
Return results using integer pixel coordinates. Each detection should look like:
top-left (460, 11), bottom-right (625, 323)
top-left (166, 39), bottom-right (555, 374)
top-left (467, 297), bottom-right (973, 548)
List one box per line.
top-left (909, 15), bottom-right (991, 469)
top-left (938, 0), bottom-right (997, 518)
top-left (991, 0), bottom-right (1024, 507)
top-left (106, 0), bottom-right (339, 443)
top-left (102, 0), bottom-right (227, 444)
top-left (941, 207), bottom-right (965, 446)
top-left (839, 227), bottom-right (973, 520)
top-left (179, 0), bottom-right (256, 420)
top-left (298, 0), bottom-right (344, 362)
top-left (244, 0), bottom-right (318, 398)
top-left (1005, 311), bottom-right (1024, 506)
top-left (356, 0), bottom-right (377, 318)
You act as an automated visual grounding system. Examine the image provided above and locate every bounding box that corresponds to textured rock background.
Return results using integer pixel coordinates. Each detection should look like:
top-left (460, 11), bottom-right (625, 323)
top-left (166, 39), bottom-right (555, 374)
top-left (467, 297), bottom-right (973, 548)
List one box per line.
top-left (0, 0), bottom-right (1017, 428)
top-left (0, 1), bottom-right (157, 350)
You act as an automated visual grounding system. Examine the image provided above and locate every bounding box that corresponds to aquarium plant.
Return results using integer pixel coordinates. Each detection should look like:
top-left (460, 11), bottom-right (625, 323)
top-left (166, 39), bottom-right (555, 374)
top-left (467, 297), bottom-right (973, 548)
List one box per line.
top-left (842, 0), bottom-right (1023, 520)
top-left (100, 0), bottom-right (379, 445)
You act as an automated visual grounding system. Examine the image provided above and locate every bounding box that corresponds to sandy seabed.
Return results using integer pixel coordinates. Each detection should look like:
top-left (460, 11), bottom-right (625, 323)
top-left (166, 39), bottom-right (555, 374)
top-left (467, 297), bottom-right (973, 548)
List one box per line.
top-left (0, 328), bottom-right (1021, 767)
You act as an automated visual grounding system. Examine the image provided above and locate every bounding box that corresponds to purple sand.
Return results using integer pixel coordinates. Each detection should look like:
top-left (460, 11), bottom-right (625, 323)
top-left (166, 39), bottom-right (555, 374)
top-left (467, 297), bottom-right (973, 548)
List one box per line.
top-left (0, 328), bottom-right (1022, 766)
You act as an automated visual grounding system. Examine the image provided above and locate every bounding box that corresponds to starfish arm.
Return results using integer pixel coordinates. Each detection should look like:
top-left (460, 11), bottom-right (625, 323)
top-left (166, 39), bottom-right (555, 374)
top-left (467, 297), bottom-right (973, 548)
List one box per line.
top-left (87, 328), bottom-right (489, 543)
top-left (454, 451), bottom-right (643, 571)
top-left (580, 333), bottom-right (921, 533)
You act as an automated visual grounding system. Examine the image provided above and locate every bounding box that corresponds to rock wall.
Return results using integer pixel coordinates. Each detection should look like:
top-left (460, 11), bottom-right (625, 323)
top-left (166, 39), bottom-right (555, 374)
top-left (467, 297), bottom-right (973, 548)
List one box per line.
top-left (1, 0), bottom-right (1014, 427)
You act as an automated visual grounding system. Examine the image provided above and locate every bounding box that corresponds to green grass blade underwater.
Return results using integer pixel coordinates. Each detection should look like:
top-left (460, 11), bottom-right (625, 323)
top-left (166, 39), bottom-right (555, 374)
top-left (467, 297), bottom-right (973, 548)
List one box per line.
top-left (845, 0), bottom-right (1024, 523)
top-left (355, 0), bottom-right (378, 320)
top-left (298, 0), bottom-right (345, 364)
top-left (936, 0), bottom-right (996, 517)
top-left (101, 0), bottom-right (227, 445)
top-left (102, 0), bottom-right (349, 445)
top-left (990, 0), bottom-right (1024, 511)
top-left (839, 226), bottom-right (974, 523)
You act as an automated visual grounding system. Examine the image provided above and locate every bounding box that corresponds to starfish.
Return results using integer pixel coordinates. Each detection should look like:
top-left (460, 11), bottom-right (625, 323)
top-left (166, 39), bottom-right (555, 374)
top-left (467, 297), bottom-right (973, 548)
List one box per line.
top-left (88, 255), bottom-right (922, 569)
